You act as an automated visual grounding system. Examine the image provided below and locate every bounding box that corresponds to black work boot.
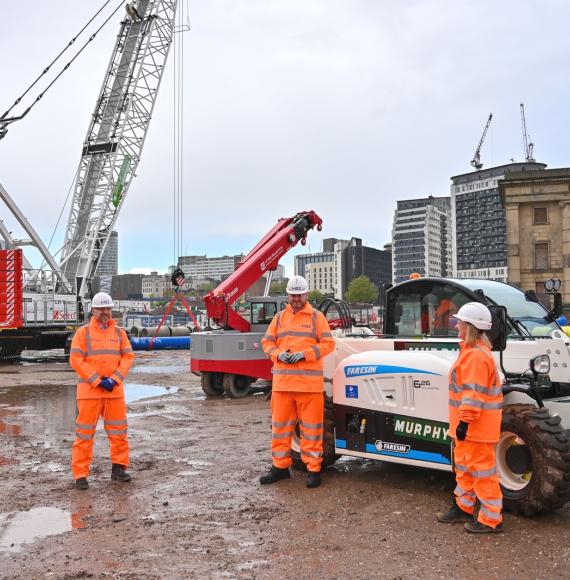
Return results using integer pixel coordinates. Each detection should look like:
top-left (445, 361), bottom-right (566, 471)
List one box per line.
top-left (306, 471), bottom-right (321, 488)
top-left (111, 464), bottom-right (131, 482)
top-left (75, 477), bottom-right (89, 490)
top-left (259, 466), bottom-right (291, 485)
top-left (465, 520), bottom-right (503, 533)
top-left (436, 503), bottom-right (472, 523)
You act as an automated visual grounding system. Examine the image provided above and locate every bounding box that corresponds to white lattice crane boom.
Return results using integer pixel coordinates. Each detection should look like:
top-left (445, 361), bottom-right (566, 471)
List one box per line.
top-left (60, 0), bottom-right (178, 298)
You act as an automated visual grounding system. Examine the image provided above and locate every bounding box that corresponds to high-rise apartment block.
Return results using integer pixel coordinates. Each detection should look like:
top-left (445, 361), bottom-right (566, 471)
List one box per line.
top-left (451, 162), bottom-right (545, 282)
top-left (98, 230), bottom-right (118, 276)
top-left (392, 196), bottom-right (451, 284)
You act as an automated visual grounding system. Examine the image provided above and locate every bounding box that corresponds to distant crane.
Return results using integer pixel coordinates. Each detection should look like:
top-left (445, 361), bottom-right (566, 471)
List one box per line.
top-left (520, 103), bottom-right (535, 162)
top-left (471, 113), bottom-right (493, 170)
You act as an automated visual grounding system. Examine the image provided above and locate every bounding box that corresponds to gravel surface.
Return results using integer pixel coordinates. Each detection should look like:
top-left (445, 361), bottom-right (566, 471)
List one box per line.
top-left (1, 350), bottom-right (569, 579)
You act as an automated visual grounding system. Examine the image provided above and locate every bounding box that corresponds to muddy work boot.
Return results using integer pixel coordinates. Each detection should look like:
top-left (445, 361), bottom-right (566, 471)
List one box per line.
top-left (111, 464), bottom-right (131, 482)
top-left (436, 503), bottom-right (472, 523)
top-left (259, 466), bottom-right (291, 485)
top-left (465, 520), bottom-right (503, 534)
top-left (306, 471), bottom-right (321, 488)
top-left (75, 477), bottom-right (89, 490)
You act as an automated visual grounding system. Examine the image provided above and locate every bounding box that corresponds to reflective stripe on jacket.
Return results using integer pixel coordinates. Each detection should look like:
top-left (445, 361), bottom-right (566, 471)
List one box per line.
top-left (261, 302), bottom-right (334, 393)
top-left (448, 340), bottom-right (503, 443)
top-left (70, 317), bottom-right (135, 399)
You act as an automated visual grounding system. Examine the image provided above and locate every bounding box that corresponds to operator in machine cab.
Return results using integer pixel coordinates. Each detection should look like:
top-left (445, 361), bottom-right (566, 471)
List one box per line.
top-left (437, 302), bottom-right (504, 533)
top-left (260, 275), bottom-right (334, 488)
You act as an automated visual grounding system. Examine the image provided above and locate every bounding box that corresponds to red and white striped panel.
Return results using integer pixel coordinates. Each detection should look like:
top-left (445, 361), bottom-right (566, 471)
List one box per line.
top-left (0, 249), bottom-right (23, 328)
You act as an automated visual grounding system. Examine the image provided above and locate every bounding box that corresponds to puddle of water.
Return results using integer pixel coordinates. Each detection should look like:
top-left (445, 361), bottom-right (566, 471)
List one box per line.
top-left (124, 384), bottom-right (178, 403)
top-left (178, 470), bottom-right (201, 476)
top-left (177, 459), bottom-right (212, 467)
top-left (0, 383), bottom-right (178, 436)
top-left (0, 507), bottom-right (86, 552)
top-left (131, 366), bottom-right (186, 374)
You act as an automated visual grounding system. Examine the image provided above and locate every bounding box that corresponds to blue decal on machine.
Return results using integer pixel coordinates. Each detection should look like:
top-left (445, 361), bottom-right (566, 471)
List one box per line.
top-left (345, 384), bottom-right (359, 399)
top-left (344, 364), bottom-right (441, 378)
top-left (364, 442), bottom-right (451, 465)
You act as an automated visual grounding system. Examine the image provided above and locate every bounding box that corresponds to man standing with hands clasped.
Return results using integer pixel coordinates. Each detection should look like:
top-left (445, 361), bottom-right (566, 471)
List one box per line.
top-left (69, 292), bottom-right (135, 490)
top-left (261, 276), bottom-right (335, 488)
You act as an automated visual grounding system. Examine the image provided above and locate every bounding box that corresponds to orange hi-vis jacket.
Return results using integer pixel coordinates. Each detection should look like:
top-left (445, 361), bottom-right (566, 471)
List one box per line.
top-left (262, 302), bottom-right (335, 393)
top-left (448, 340), bottom-right (503, 443)
top-left (70, 317), bottom-right (134, 400)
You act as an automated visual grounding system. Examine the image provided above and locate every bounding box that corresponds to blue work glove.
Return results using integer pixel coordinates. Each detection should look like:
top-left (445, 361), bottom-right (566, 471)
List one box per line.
top-left (456, 421), bottom-right (468, 441)
top-left (99, 378), bottom-right (117, 392)
top-left (278, 351), bottom-right (291, 364)
top-left (288, 351), bottom-right (305, 364)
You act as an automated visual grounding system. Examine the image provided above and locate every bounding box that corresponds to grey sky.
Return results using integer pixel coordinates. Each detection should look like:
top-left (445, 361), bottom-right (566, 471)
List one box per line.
top-left (1, 0), bottom-right (570, 276)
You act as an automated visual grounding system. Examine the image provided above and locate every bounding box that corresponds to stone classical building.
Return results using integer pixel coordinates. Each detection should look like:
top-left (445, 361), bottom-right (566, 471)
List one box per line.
top-left (499, 168), bottom-right (570, 305)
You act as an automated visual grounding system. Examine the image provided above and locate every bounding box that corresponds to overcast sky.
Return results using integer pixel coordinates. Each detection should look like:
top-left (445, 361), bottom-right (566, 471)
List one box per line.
top-left (2, 0), bottom-right (570, 277)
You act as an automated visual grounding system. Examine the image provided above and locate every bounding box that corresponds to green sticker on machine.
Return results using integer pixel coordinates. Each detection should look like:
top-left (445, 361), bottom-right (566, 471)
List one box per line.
top-left (112, 155), bottom-right (131, 207)
top-left (394, 416), bottom-right (450, 444)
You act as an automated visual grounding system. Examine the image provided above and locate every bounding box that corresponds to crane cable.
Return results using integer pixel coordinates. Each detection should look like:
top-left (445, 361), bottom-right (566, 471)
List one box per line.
top-left (0, 0), bottom-right (125, 125)
top-left (173, 1), bottom-right (189, 267)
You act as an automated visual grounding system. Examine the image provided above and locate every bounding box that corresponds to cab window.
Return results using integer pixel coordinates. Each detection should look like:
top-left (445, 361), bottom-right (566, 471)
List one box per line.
top-left (251, 302), bottom-right (277, 324)
top-left (387, 282), bottom-right (472, 337)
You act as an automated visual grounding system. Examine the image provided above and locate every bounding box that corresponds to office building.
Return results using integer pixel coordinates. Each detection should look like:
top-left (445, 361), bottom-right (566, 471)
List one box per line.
top-left (392, 195), bottom-right (451, 284)
top-left (177, 254), bottom-right (244, 282)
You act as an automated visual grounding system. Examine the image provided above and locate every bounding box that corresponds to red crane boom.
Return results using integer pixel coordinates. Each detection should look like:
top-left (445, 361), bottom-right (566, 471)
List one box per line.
top-left (203, 210), bottom-right (323, 331)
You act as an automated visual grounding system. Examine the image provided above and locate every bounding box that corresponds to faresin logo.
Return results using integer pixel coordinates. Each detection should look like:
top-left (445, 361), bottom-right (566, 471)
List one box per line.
top-left (344, 365), bottom-right (441, 378)
top-left (394, 416), bottom-right (450, 444)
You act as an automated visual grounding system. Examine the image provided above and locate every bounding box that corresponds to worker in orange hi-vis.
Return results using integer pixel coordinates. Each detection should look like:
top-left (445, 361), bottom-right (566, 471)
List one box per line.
top-left (261, 275), bottom-right (335, 488)
top-left (69, 292), bottom-right (135, 490)
top-left (437, 302), bottom-right (504, 533)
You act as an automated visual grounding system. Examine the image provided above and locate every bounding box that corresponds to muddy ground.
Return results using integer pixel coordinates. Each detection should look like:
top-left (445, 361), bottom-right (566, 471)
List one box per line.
top-left (1, 350), bottom-right (569, 580)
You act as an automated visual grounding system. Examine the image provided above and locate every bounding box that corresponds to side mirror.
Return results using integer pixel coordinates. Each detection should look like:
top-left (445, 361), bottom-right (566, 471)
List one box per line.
top-left (487, 305), bottom-right (507, 352)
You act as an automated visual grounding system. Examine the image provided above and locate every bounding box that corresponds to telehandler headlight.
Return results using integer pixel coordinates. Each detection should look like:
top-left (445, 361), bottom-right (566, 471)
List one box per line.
top-left (530, 354), bottom-right (550, 375)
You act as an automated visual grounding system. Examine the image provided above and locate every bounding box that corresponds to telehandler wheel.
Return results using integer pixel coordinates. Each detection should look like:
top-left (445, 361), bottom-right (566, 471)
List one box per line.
top-left (497, 404), bottom-right (570, 516)
top-left (291, 394), bottom-right (339, 470)
top-left (200, 372), bottom-right (225, 397)
top-left (223, 374), bottom-right (252, 398)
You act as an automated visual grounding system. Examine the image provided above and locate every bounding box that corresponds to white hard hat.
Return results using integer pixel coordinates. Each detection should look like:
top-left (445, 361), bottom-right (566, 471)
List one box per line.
top-left (92, 292), bottom-right (114, 308)
top-left (286, 275), bottom-right (309, 294)
top-left (452, 302), bottom-right (492, 330)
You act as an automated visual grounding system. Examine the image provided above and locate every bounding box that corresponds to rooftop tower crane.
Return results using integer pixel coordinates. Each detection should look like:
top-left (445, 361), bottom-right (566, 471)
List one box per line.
top-left (520, 102), bottom-right (535, 162)
top-left (470, 113), bottom-right (493, 170)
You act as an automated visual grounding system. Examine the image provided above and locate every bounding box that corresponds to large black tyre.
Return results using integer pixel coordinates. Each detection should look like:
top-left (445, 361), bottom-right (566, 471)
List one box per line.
top-left (223, 374), bottom-right (252, 398)
top-left (291, 394), bottom-right (339, 470)
top-left (200, 372), bottom-right (224, 397)
top-left (497, 404), bottom-right (570, 516)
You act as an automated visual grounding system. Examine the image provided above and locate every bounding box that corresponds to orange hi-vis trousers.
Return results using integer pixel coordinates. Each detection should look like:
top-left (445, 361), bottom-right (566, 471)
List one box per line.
top-left (72, 397), bottom-right (129, 480)
top-left (453, 440), bottom-right (503, 528)
top-left (271, 391), bottom-right (324, 473)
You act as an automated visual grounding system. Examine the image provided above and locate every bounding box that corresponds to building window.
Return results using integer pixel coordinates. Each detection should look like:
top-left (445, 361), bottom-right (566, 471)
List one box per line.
top-left (533, 207), bottom-right (548, 224)
top-left (534, 242), bottom-right (549, 270)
